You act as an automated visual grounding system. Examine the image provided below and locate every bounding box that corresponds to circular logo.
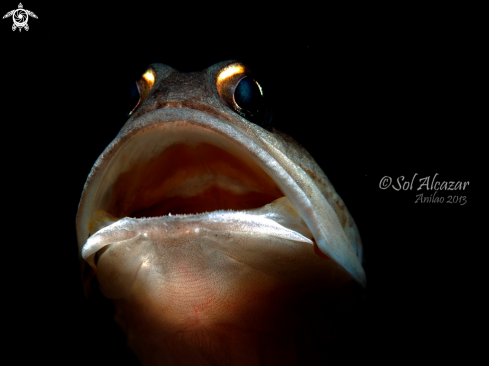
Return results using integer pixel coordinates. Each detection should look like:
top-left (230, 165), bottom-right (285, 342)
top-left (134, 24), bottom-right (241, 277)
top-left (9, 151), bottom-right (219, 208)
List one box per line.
top-left (12, 9), bottom-right (28, 27)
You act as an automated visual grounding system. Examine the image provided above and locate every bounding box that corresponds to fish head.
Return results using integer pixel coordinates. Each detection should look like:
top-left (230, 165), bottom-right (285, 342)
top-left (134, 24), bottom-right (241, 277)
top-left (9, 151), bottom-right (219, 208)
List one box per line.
top-left (76, 60), bottom-right (366, 365)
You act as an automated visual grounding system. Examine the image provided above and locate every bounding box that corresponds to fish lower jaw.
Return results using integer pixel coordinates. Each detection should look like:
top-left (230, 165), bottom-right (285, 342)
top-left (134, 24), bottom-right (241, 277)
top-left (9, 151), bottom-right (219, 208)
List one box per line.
top-left (83, 196), bottom-right (315, 266)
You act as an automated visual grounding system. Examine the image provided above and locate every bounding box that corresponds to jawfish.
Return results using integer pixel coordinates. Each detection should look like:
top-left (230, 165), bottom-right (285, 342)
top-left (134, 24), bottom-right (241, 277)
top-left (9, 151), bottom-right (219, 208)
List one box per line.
top-left (76, 61), bottom-right (366, 365)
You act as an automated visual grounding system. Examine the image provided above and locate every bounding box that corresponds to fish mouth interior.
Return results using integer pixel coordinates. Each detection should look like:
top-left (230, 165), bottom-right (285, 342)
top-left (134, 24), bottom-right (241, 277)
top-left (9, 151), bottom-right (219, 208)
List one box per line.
top-left (110, 142), bottom-right (283, 218)
top-left (89, 124), bottom-right (284, 235)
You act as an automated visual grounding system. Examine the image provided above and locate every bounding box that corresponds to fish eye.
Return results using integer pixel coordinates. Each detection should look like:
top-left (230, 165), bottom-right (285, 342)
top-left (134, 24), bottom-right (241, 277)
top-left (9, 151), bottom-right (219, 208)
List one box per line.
top-left (216, 64), bottom-right (273, 129)
top-left (233, 77), bottom-right (265, 120)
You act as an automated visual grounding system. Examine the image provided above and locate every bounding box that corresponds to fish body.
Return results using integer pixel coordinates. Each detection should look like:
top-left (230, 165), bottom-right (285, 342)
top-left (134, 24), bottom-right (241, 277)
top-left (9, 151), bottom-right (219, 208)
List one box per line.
top-left (76, 61), bottom-right (366, 365)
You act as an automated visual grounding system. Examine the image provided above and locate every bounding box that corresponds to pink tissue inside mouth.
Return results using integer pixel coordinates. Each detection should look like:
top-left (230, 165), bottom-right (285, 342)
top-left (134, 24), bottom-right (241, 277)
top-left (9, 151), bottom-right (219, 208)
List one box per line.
top-left (105, 142), bottom-right (283, 219)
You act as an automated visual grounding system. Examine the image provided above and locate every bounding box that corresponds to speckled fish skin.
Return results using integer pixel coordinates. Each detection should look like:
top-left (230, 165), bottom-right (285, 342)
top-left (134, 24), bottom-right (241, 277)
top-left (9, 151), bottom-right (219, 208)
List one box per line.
top-left (76, 61), bottom-right (366, 365)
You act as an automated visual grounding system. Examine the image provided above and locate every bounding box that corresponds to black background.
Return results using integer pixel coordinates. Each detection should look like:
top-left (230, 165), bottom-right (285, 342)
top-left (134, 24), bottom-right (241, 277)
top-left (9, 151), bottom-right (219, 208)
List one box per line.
top-left (2, 2), bottom-right (482, 365)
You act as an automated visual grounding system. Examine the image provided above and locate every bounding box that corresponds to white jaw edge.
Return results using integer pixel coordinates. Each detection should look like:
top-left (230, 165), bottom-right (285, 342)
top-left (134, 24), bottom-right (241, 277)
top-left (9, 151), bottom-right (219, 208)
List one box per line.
top-left (82, 200), bottom-right (314, 268)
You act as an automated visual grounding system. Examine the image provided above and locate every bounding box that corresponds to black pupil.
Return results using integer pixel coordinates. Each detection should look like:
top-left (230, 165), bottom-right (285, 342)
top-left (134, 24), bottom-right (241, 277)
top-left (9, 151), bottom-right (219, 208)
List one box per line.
top-left (234, 77), bottom-right (263, 113)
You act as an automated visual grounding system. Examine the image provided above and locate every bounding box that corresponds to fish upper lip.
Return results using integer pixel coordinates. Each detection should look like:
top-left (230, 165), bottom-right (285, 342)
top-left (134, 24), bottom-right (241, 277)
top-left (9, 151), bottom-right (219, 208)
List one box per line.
top-left (77, 107), bottom-right (366, 287)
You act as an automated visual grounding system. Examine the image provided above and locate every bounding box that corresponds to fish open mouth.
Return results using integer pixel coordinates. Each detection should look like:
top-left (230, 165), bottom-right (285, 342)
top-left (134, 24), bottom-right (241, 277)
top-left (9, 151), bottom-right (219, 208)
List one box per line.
top-left (104, 140), bottom-right (283, 220)
top-left (81, 118), bottom-right (317, 266)
top-left (78, 108), bottom-right (365, 289)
